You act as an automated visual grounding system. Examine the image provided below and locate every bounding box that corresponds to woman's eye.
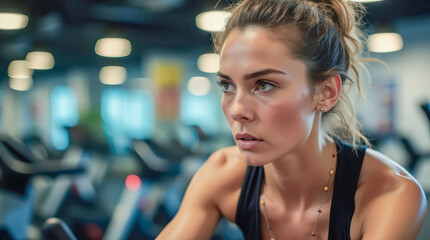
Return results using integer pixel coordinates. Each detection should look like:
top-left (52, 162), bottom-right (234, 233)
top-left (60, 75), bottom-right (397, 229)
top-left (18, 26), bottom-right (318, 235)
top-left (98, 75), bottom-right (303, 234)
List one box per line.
top-left (217, 81), bottom-right (234, 92)
top-left (256, 81), bottom-right (274, 92)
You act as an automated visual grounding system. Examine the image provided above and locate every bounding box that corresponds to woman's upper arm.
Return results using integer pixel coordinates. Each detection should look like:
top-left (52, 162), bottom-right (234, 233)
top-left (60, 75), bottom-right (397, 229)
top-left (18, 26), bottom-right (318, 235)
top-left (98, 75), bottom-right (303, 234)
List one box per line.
top-left (361, 176), bottom-right (427, 240)
top-left (156, 151), bottom-right (228, 240)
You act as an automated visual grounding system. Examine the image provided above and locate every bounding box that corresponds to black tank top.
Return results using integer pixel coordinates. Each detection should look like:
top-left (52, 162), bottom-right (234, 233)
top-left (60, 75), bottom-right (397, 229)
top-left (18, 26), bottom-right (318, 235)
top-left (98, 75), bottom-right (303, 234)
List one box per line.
top-left (235, 140), bottom-right (366, 240)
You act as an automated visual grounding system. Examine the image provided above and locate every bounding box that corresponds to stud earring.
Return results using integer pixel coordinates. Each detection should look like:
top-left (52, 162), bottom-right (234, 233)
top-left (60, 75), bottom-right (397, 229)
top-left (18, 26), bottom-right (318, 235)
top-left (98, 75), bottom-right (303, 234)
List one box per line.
top-left (320, 107), bottom-right (326, 111)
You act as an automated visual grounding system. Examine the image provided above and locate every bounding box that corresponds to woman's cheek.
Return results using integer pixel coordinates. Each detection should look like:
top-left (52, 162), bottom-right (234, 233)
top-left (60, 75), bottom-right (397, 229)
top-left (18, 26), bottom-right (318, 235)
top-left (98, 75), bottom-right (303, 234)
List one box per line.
top-left (269, 102), bottom-right (303, 128)
top-left (266, 96), bottom-right (313, 139)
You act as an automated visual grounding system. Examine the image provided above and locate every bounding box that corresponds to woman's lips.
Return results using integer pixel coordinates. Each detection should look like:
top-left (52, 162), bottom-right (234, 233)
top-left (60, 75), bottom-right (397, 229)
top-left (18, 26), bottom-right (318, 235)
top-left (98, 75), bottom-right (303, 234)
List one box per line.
top-left (235, 133), bottom-right (263, 150)
top-left (236, 139), bottom-right (263, 150)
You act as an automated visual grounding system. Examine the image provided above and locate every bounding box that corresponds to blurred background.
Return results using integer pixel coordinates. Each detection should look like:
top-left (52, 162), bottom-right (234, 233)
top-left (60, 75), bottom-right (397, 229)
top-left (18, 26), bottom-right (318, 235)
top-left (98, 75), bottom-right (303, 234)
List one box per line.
top-left (0, 0), bottom-right (429, 239)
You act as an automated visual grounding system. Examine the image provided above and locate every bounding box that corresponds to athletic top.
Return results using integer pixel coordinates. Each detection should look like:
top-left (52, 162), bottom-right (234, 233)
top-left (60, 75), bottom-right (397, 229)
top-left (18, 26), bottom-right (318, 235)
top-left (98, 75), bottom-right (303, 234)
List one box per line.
top-left (235, 140), bottom-right (366, 240)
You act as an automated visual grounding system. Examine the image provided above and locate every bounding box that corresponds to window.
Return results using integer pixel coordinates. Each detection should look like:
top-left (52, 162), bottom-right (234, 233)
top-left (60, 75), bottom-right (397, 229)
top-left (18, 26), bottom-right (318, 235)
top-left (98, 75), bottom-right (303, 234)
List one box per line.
top-left (180, 91), bottom-right (219, 134)
top-left (101, 88), bottom-right (155, 154)
top-left (50, 86), bottom-right (79, 150)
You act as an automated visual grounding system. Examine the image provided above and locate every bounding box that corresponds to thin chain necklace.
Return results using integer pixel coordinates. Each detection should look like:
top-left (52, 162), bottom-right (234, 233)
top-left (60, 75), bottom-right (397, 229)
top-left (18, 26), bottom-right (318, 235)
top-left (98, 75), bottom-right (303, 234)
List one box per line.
top-left (260, 145), bottom-right (337, 240)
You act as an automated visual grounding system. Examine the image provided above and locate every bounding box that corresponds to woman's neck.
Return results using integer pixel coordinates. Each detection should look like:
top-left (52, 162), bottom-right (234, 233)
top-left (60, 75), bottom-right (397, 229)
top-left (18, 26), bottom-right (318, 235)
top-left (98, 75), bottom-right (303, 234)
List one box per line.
top-left (263, 134), bottom-right (336, 211)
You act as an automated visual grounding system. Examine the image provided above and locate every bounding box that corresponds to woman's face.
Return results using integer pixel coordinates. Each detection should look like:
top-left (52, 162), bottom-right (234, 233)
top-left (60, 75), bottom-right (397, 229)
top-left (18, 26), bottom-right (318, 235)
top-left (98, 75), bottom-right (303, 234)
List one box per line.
top-left (218, 26), bottom-right (318, 166)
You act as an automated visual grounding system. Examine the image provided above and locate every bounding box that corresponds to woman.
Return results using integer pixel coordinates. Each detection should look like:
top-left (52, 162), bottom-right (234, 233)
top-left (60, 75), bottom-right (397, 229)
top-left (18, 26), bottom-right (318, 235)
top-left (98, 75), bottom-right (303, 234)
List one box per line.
top-left (157, 0), bottom-right (427, 239)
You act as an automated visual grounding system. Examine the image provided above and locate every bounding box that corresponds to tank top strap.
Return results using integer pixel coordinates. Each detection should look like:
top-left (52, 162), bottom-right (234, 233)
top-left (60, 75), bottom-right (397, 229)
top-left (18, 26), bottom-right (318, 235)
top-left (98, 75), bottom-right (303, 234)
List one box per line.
top-left (235, 165), bottom-right (264, 240)
top-left (328, 140), bottom-right (366, 240)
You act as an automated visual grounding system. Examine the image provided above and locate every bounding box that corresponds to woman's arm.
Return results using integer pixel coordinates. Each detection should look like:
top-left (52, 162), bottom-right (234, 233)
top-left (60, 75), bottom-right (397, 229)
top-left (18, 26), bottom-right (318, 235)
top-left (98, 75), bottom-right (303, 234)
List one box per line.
top-left (156, 150), bottom-right (229, 240)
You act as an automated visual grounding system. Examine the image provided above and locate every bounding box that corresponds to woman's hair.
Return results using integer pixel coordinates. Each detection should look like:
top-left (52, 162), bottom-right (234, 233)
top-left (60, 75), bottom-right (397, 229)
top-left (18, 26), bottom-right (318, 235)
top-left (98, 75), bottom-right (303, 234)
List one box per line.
top-left (214, 0), bottom-right (371, 148)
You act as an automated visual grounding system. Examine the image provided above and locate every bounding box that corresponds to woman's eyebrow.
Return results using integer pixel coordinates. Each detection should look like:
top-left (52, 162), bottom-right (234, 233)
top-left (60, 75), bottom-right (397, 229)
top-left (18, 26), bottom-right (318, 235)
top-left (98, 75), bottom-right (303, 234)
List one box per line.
top-left (217, 68), bottom-right (287, 81)
top-left (217, 72), bottom-right (231, 80)
top-left (244, 68), bottom-right (287, 80)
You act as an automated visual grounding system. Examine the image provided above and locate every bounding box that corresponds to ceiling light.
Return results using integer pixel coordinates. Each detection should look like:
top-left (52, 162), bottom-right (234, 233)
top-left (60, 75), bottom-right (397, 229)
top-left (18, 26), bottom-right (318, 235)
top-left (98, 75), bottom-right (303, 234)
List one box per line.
top-left (94, 38), bottom-right (131, 57)
top-left (196, 11), bottom-right (231, 32)
top-left (8, 60), bottom-right (33, 78)
top-left (350, 0), bottom-right (383, 2)
top-left (368, 33), bottom-right (403, 53)
top-left (99, 66), bottom-right (127, 85)
top-left (9, 77), bottom-right (33, 91)
top-left (26, 51), bottom-right (55, 70)
top-left (197, 53), bottom-right (220, 73)
top-left (0, 13), bottom-right (29, 30)
top-left (187, 77), bottom-right (211, 96)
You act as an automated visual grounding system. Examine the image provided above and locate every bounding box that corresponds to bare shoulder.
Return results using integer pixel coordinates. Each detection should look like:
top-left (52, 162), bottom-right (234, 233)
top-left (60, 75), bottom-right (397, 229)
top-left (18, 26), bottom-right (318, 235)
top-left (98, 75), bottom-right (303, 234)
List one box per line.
top-left (198, 146), bottom-right (248, 202)
top-left (357, 148), bottom-right (426, 202)
top-left (156, 146), bottom-right (247, 239)
top-left (203, 145), bottom-right (245, 173)
top-left (183, 145), bottom-right (247, 221)
top-left (198, 145), bottom-right (246, 185)
top-left (355, 148), bottom-right (427, 240)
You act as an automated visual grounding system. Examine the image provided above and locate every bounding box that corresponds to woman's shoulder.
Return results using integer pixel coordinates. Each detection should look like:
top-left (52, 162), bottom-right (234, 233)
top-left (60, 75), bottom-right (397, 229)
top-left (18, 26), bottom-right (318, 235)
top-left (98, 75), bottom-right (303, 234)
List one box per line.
top-left (189, 146), bottom-right (248, 221)
top-left (184, 145), bottom-right (247, 197)
top-left (358, 148), bottom-right (424, 196)
top-left (205, 145), bottom-right (244, 168)
top-left (202, 146), bottom-right (248, 192)
top-left (354, 148), bottom-right (427, 239)
top-left (202, 145), bottom-right (247, 177)
top-left (155, 146), bottom-right (247, 239)
top-left (192, 146), bottom-right (247, 196)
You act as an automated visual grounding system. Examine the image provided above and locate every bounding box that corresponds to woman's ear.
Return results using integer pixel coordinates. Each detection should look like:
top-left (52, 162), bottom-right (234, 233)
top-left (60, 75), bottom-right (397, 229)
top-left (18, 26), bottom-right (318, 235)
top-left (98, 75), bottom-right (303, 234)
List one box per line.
top-left (316, 75), bottom-right (341, 112)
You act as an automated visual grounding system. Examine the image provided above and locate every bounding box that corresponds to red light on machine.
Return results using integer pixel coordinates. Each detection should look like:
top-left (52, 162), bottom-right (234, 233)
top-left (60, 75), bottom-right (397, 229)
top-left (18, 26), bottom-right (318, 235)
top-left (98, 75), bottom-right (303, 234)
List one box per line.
top-left (125, 174), bottom-right (141, 191)
top-left (85, 223), bottom-right (103, 240)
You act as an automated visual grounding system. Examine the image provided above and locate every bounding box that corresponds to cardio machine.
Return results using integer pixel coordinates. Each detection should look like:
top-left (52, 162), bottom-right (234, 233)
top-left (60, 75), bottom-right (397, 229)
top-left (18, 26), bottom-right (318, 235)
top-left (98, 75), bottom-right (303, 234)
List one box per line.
top-left (0, 133), bottom-right (82, 239)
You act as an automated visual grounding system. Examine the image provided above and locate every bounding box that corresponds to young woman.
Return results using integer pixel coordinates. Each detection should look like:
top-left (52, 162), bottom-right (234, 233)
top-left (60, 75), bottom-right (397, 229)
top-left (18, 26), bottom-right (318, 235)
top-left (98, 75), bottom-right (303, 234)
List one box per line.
top-left (157, 0), bottom-right (427, 239)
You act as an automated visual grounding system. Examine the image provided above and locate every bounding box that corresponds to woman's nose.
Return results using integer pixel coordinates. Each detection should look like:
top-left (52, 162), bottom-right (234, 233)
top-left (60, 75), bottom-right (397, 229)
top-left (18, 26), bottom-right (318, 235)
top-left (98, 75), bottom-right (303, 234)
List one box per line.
top-left (229, 92), bottom-right (255, 123)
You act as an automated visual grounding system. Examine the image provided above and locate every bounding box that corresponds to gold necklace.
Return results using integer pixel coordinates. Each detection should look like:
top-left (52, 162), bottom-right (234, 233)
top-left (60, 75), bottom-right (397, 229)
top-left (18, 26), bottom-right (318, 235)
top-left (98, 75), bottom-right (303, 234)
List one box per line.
top-left (260, 147), bottom-right (337, 240)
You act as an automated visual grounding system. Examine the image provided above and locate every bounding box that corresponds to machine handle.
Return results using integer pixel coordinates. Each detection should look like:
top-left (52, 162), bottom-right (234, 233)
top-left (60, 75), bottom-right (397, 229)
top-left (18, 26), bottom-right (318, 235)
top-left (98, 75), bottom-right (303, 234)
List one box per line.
top-left (42, 218), bottom-right (77, 240)
top-left (0, 137), bottom-right (85, 177)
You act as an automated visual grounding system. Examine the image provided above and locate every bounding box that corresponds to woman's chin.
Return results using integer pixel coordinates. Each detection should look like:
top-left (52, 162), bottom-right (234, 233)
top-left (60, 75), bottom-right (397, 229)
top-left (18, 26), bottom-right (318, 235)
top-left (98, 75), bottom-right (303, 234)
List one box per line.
top-left (240, 151), bottom-right (268, 166)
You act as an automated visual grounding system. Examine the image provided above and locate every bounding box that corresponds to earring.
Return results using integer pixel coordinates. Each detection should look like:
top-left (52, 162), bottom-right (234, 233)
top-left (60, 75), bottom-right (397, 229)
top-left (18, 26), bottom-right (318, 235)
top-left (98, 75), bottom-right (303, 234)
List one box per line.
top-left (320, 107), bottom-right (326, 111)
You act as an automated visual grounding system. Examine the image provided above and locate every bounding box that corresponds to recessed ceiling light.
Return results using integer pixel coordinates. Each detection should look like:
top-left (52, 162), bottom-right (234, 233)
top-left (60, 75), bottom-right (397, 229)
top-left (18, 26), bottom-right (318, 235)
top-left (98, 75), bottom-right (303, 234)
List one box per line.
top-left (350, 0), bottom-right (383, 2)
top-left (95, 38), bottom-right (132, 58)
top-left (99, 66), bottom-right (127, 85)
top-left (0, 13), bottom-right (29, 30)
top-left (368, 32), bottom-right (403, 53)
top-left (187, 76), bottom-right (211, 96)
top-left (9, 77), bottom-right (33, 91)
top-left (26, 51), bottom-right (55, 70)
top-left (197, 53), bottom-right (220, 73)
top-left (8, 60), bottom-right (33, 78)
top-left (196, 11), bottom-right (231, 32)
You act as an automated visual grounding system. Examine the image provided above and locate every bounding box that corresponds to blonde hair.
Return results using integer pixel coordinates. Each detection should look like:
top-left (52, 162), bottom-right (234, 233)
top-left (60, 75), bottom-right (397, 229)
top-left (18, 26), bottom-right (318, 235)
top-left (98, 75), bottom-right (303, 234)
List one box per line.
top-left (214, 0), bottom-right (371, 147)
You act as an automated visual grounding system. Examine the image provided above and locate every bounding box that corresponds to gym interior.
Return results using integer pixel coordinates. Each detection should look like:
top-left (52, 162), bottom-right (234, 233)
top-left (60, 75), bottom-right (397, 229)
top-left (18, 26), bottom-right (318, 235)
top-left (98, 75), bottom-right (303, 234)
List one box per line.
top-left (0, 0), bottom-right (429, 239)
